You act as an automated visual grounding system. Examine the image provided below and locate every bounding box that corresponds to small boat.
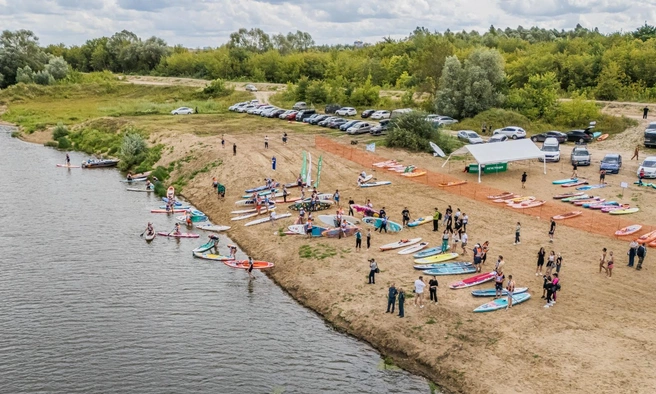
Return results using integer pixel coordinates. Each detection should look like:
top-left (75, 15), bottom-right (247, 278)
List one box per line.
top-left (167, 186), bottom-right (175, 199)
top-left (449, 271), bottom-right (496, 289)
top-left (614, 225), bottom-right (642, 236)
top-left (552, 211), bottom-right (582, 220)
top-left (397, 242), bottom-right (429, 255)
top-left (193, 252), bottom-right (234, 261)
top-left (471, 287), bottom-right (528, 297)
top-left (597, 133), bottom-right (609, 141)
top-left (156, 232), bottom-right (199, 238)
top-left (81, 159), bottom-right (119, 168)
top-left (192, 240), bottom-right (218, 253)
top-left (473, 293), bottom-right (531, 312)
top-left (195, 224), bottom-right (231, 232)
top-left (224, 260), bottom-right (275, 269)
top-left (144, 233), bottom-right (156, 241)
top-left (379, 238), bottom-right (422, 251)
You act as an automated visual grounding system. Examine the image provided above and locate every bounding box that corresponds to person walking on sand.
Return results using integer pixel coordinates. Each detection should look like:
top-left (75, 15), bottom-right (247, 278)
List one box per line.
top-left (355, 228), bottom-right (362, 250)
top-left (441, 229), bottom-right (450, 252)
top-left (628, 240), bottom-right (638, 267)
top-left (546, 250), bottom-right (555, 275)
top-left (536, 247), bottom-right (545, 276)
top-left (514, 222), bottom-right (521, 245)
top-left (521, 172), bottom-right (527, 189)
top-left (460, 231), bottom-right (468, 255)
top-left (432, 208), bottom-right (440, 231)
top-left (429, 277), bottom-right (438, 304)
top-left (462, 213), bottom-right (468, 232)
top-left (505, 275), bottom-right (516, 309)
top-left (631, 145), bottom-right (639, 161)
top-left (607, 251), bottom-right (614, 278)
top-left (414, 276), bottom-right (426, 308)
top-left (402, 207), bottom-right (410, 227)
top-left (599, 248), bottom-right (608, 274)
top-left (494, 269), bottom-right (505, 299)
top-left (386, 283), bottom-right (398, 313)
top-left (348, 197), bottom-right (355, 216)
top-left (221, 135), bottom-right (225, 148)
top-left (333, 190), bottom-right (340, 207)
top-left (599, 169), bottom-right (606, 184)
top-left (549, 218), bottom-right (556, 242)
top-left (397, 288), bottom-right (405, 318)
top-left (233, 143), bottom-right (237, 156)
top-left (636, 243), bottom-right (647, 270)
top-left (264, 135), bottom-right (269, 149)
top-left (571, 163), bottom-right (578, 179)
top-left (643, 106), bottom-right (649, 119)
top-left (282, 132), bottom-right (288, 145)
top-left (377, 216), bottom-right (388, 233)
top-left (366, 229), bottom-right (371, 250)
top-left (368, 258), bottom-right (378, 284)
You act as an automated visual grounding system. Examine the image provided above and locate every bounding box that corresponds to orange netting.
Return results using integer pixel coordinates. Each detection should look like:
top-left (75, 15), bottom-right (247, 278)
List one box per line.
top-left (315, 136), bottom-right (654, 241)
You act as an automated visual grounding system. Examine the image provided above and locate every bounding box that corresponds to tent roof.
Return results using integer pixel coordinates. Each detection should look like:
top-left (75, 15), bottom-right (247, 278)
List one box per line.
top-left (464, 139), bottom-right (544, 165)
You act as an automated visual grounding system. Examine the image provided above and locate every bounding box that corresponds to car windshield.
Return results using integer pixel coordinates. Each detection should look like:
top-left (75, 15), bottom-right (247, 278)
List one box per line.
top-left (603, 157), bottom-right (618, 163)
top-left (647, 124), bottom-right (656, 130)
top-left (543, 146), bottom-right (558, 151)
top-left (467, 133), bottom-right (478, 138)
top-left (574, 149), bottom-right (589, 155)
top-left (643, 160), bottom-right (656, 168)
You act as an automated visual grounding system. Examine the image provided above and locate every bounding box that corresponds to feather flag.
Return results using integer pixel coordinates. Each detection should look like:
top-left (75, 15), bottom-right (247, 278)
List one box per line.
top-left (314, 156), bottom-right (323, 189)
top-left (365, 143), bottom-right (375, 152)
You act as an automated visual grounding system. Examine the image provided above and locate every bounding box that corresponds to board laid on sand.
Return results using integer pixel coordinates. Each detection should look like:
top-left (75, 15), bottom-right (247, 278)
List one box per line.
top-left (235, 198), bottom-right (277, 207)
top-left (597, 133), bottom-right (609, 141)
top-left (614, 225), bottom-right (642, 236)
top-left (127, 188), bottom-right (154, 192)
top-left (151, 209), bottom-right (187, 213)
top-left (362, 217), bottom-right (402, 232)
top-left (601, 205), bottom-right (630, 213)
top-left (471, 287), bottom-right (528, 297)
top-left (241, 191), bottom-right (284, 199)
top-left (350, 204), bottom-right (379, 217)
top-left (583, 201), bottom-right (617, 208)
top-left (244, 183), bottom-right (279, 193)
top-left (288, 201), bottom-right (333, 212)
top-left (379, 238), bottom-right (422, 251)
top-left (561, 180), bottom-right (589, 187)
top-left (505, 196), bottom-right (534, 203)
top-left (407, 216), bottom-right (431, 227)
top-left (224, 260), bottom-right (274, 270)
top-left (192, 240), bottom-right (218, 253)
top-left (414, 252), bottom-right (459, 264)
top-left (413, 261), bottom-right (470, 270)
top-left (373, 160), bottom-right (397, 167)
top-left (398, 242), bottom-right (429, 255)
top-left (637, 230), bottom-right (656, 244)
top-left (430, 141), bottom-right (446, 157)
top-left (609, 207), bottom-right (639, 215)
top-left (231, 203), bottom-right (275, 213)
top-left (321, 226), bottom-right (360, 238)
top-left (245, 213), bottom-right (292, 227)
top-left (473, 293), bottom-right (531, 312)
top-left (552, 178), bottom-right (578, 185)
top-left (438, 181), bottom-right (466, 187)
top-left (560, 194), bottom-right (589, 202)
top-left (413, 247), bottom-right (442, 259)
top-left (449, 271), bottom-right (496, 289)
top-left (552, 211), bottom-right (582, 220)
top-left (488, 192), bottom-right (514, 199)
top-left (553, 192), bottom-right (584, 199)
top-left (231, 207), bottom-right (276, 221)
top-left (359, 174), bottom-right (374, 183)
top-left (493, 195), bottom-right (521, 202)
top-left (509, 200), bottom-right (546, 209)
top-left (576, 184), bottom-right (607, 191)
top-left (287, 224), bottom-right (327, 237)
top-left (317, 215), bottom-right (359, 227)
top-left (156, 232), bottom-right (199, 238)
top-left (192, 252), bottom-right (233, 261)
top-left (196, 223), bottom-right (231, 232)
top-left (401, 171), bottom-right (426, 177)
top-left (573, 198), bottom-right (604, 206)
top-left (56, 164), bottom-right (80, 168)
top-left (360, 181), bottom-right (392, 188)
top-left (422, 263), bottom-right (476, 276)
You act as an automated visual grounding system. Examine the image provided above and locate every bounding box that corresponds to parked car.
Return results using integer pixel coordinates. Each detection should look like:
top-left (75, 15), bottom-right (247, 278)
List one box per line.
top-left (347, 122), bottom-right (373, 135)
top-left (318, 116), bottom-right (338, 127)
top-left (325, 104), bottom-right (341, 114)
top-left (310, 115), bottom-right (330, 125)
top-left (361, 109), bottom-right (376, 118)
top-left (229, 102), bottom-right (247, 111)
top-left (493, 126), bottom-right (526, 139)
top-left (637, 156), bottom-right (656, 178)
top-left (600, 154), bottom-right (622, 174)
top-left (268, 109), bottom-right (286, 118)
top-left (644, 122), bottom-right (656, 148)
top-left (487, 134), bottom-right (508, 143)
top-left (340, 120), bottom-right (361, 131)
top-left (238, 105), bottom-right (255, 113)
top-left (293, 102), bottom-right (308, 110)
top-left (252, 105), bottom-right (274, 115)
top-left (370, 119), bottom-right (390, 136)
top-left (571, 145), bottom-right (591, 166)
top-left (371, 110), bottom-right (391, 120)
top-left (279, 110), bottom-right (294, 119)
top-left (329, 118), bottom-right (348, 128)
top-left (436, 116), bottom-right (458, 125)
top-left (457, 130), bottom-right (484, 144)
top-left (171, 107), bottom-right (194, 115)
top-left (531, 131), bottom-right (568, 143)
top-left (295, 109), bottom-right (316, 121)
top-left (391, 108), bottom-right (413, 118)
top-left (262, 107), bottom-right (280, 117)
top-left (539, 137), bottom-right (560, 162)
top-left (335, 107), bottom-right (356, 116)
top-left (566, 130), bottom-right (593, 143)
top-left (426, 114), bottom-right (440, 122)
top-left (245, 84), bottom-right (257, 92)
top-left (285, 111), bottom-right (299, 120)
top-left (303, 114), bottom-right (320, 123)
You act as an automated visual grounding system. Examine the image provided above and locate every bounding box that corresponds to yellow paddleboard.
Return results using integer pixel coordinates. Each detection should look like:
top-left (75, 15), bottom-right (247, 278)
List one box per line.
top-left (414, 252), bottom-right (459, 264)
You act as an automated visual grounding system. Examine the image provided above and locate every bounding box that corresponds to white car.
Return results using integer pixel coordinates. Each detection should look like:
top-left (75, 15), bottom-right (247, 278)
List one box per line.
top-left (245, 84), bottom-right (258, 92)
top-left (238, 105), bottom-right (256, 113)
top-left (493, 126), bottom-right (526, 139)
top-left (171, 107), bottom-right (194, 115)
top-left (487, 134), bottom-right (508, 143)
top-left (638, 156), bottom-right (656, 179)
top-left (335, 107), bottom-right (357, 116)
top-left (252, 105), bottom-right (274, 115)
top-left (456, 130), bottom-right (484, 144)
top-left (436, 116), bottom-right (458, 125)
top-left (371, 110), bottom-right (391, 120)
top-left (426, 114), bottom-right (440, 122)
top-left (229, 102), bottom-right (247, 111)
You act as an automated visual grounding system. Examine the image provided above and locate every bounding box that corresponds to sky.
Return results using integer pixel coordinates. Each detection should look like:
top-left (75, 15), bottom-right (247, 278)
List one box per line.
top-left (0, 0), bottom-right (654, 47)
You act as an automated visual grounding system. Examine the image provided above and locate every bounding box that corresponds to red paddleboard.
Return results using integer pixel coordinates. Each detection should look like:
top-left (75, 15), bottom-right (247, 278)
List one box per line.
top-left (552, 211), bottom-right (582, 220)
top-left (224, 260), bottom-right (274, 269)
top-left (449, 272), bottom-right (495, 289)
top-left (637, 230), bottom-right (656, 244)
top-left (614, 225), bottom-right (642, 236)
top-left (561, 180), bottom-right (589, 188)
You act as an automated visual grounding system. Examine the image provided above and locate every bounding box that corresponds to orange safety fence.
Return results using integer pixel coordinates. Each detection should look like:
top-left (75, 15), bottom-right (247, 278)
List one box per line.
top-left (314, 136), bottom-right (655, 242)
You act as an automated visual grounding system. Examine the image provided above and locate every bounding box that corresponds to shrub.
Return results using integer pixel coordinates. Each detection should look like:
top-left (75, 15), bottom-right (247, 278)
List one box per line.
top-left (52, 122), bottom-right (69, 140)
top-left (33, 70), bottom-right (55, 86)
top-left (57, 136), bottom-right (71, 149)
top-left (150, 165), bottom-right (171, 182)
top-left (118, 130), bottom-right (148, 171)
top-left (385, 112), bottom-right (462, 153)
top-left (201, 78), bottom-right (233, 98)
top-left (44, 141), bottom-right (58, 148)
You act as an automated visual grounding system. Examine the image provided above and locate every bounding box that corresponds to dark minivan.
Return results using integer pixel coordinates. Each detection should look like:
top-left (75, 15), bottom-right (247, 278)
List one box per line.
top-left (295, 109), bottom-right (316, 121)
top-left (645, 122), bottom-right (656, 148)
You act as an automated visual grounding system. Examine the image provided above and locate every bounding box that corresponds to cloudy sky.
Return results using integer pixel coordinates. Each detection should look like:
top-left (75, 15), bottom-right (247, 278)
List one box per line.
top-left (0, 0), bottom-right (653, 47)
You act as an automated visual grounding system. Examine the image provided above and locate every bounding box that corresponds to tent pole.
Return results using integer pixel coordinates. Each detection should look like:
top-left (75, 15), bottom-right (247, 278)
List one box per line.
top-left (478, 164), bottom-right (481, 183)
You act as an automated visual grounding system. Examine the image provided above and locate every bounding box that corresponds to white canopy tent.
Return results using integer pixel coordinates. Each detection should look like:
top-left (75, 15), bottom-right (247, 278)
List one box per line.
top-left (455, 139), bottom-right (546, 183)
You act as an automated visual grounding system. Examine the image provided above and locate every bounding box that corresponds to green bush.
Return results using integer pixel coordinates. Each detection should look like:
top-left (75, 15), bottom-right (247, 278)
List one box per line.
top-left (385, 112), bottom-right (462, 153)
top-left (457, 108), bottom-right (532, 132)
top-left (44, 141), bottom-right (58, 148)
top-left (150, 165), bottom-right (171, 182)
top-left (57, 136), bottom-right (71, 149)
top-left (52, 122), bottom-right (69, 140)
top-left (10, 131), bottom-right (20, 138)
top-left (201, 78), bottom-right (233, 98)
top-left (118, 130), bottom-right (148, 171)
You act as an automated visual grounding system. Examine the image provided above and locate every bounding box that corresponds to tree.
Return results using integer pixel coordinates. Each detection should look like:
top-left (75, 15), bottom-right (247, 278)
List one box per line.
top-left (229, 28), bottom-right (272, 53)
top-left (45, 56), bottom-right (70, 80)
top-left (512, 72), bottom-right (560, 119)
top-left (0, 30), bottom-right (48, 87)
top-left (15, 66), bottom-right (34, 84)
top-left (33, 70), bottom-right (54, 85)
top-left (118, 130), bottom-right (148, 171)
top-left (633, 23), bottom-right (656, 42)
top-left (595, 61), bottom-right (625, 100)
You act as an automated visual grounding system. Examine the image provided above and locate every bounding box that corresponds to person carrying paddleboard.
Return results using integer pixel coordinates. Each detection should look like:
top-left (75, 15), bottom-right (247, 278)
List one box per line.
top-left (368, 259), bottom-right (378, 284)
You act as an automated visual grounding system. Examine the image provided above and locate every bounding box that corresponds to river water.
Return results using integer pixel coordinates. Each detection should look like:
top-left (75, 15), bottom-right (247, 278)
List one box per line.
top-left (0, 129), bottom-right (430, 393)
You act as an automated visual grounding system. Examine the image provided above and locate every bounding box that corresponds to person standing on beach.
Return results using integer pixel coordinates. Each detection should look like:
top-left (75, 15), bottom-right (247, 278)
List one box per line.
top-left (628, 240), bottom-right (638, 267)
top-left (432, 208), bottom-right (440, 231)
top-left (599, 248), bottom-right (607, 274)
top-left (333, 190), bottom-right (340, 207)
top-left (221, 135), bottom-right (225, 148)
top-left (506, 275), bottom-right (515, 309)
top-left (397, 288), bottom-right (405, 318)
top-left (555, 253), bottom-right (563, 274)
top-left (378, 216), bottom-right (388, 233)
top-left (414, 276), bottom-right (426, 308)
top-left (441, 230), bottom-right (450, 252)
top-left (460, 231), bottom-right (468, 255)
top-left (643, 106), bottom-right (649, 119)
top-left (607, 251), bottom-right (614, 278)
top-left (572, 163), bottom-right (578, 179)
top-left (282, 132), bottom-right (288, 145)
top-left (473, 244), bottom-right (482, 272)
top-left (368, 259), bottom-right (378, 284)
top-left (514, 222), bottom-right (521, 245)
top-left (494, 269), bottom-right (505, 299)
top-left (429, 277), bottom-right (438, 304)
top-left (443, 205), bottom-right (452, 226)
top-left (451, 231), bottom-right (460, 252)
top-left (348, 198), bottom-right (355, 216)
top-left (445, 212), bottom-right (453, 234)
top-left (233, 143), bottom-right (237, 156)
top-left (536, 247), bottom-right (545, 276)
top-left (521, 172), bottom-right (527, 188)
top-left (631, 145), bottom-right (639, 161)
top-left (264, 135), bottom-right (269, 149)
top-left (551, 273), bottom-right (560, 304)
top-left (355, 229), bottom-right (362, 251)
top-left (599, 169), bottom-right (606, 184)
top-left (544, 276), bottom-right (554, 307)
top-left (386, 283), bottom-right (398, 313)
top-left (549, 219), bottom-right (556, 242)
top-left (546, 251), bottom-right (555, 275)
top-left (636, 243), bottom-right (647, 270)
top-left (462, 213), bottom-right (469, 232)
top-left (366, 229), bottom-right (372, 250)
top-left (402, 207), bottom-right (410, 227)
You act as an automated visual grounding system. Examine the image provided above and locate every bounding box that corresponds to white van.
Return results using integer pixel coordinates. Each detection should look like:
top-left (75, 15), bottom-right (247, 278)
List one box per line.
top-left (540, 137), bottom-right (560, 162)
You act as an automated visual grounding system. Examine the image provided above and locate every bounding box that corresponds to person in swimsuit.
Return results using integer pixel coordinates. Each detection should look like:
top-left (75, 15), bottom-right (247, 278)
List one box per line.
top-left (494, 270), bottom-right (505, 299)
top-left (599, 248), bottom-right (607, 274)
top-left (548, 219), bottom-right (556, 242)
top-left (599, 169), bottom-right (606, 184)
top-left (606, 251), bottom-right (614, 278)
top-left (481, 241), bottom-right (489, 265)
top-left (247, 257), bottom-right (255, 279)
top-left (65, 153), bottom-right (71, 165)
top-left (366, 229), bottom-right (371, 250)
top-left (546, 251), bottom-right (555, 275)
top-left (174, 223), bottom-right (181, 235)
top-left (506, 275), bottom-right (515, 309)
top-left (536, 247), bottom-right (545, 276)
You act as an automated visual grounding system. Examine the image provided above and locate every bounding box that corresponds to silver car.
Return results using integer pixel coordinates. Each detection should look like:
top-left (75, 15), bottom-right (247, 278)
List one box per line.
top-left (171, 107), bottom-right (194, 115)
top-left (347, 122), bottom-right (373, 135)
top-left (457, 130), bottom-right (484, 144)
top-left (493, 126), bottom-right (526, 139)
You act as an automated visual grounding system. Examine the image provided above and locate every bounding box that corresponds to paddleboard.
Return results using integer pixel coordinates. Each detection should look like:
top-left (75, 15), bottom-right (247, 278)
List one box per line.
top-left (156, 232), bottom-right (199, 238)
top-left (317, 215), bottom-right (359, 227)
top-left (127, 188), bottom-right (154, 192)
top-left (162, 197), bottom-right (182, 206)
top-left (609, 207), bottom-right (639, 215)
top-left (471, 287), bottom-right (528, 297)
top-left (438, 181), bottom-right (466, 187)
top-left (120, 177), bottom-right (148, 183)
top-left (553, 192), bottom-right (584, 199)
top-left (231, 204), bottom-right (275, 214)
top-left (373, 160), bottom-right (397, 167)
top-left (576, 184), bottom-right (607, 191)
top-left (597, 133), bottom-right (609, 141)
top-left (245, 213), bottom-right (292, 227)
top-left (192, 240), bottom-right (218, 253)
top-left (413, 247), bottom-right (442, 259)
top-left (359, 174), bottom-right (374, 183)
top-left (637, 230), bottom-right (656, 244)
top-left (167, 186), bottom-right (175, 198)
top-left (422, 263), bottom-right (477, 276)
top-left (362, 217), bottom-right (402, 232)
top-left (414, 252), bottom-right (459, 264)
top-left (379, 238), bottom-right (422, 251)
top-left (398, 242), bottom-right (429, 255)
top-left (360, 181), bottom-right (392, 188)
top-left (552, 178), bottom-right (577, 185)
top-left (473, 293), bottom-right (531, 312)
top-left (401, 170), bottom-right (426, 177)
top-left (56, 164), bottom-right (80, 168)
top-left (413, 261), bottom-right (471, 271)
top-left (232, 208), bottom-right (276, 221)
top-left (561, 194), bottom-right (589, 202)
top-left (509, 200), bottom-right (545, 209)
top-left (288, 224), bottom-right (327, 237)
top-left (151, 209), bottom-right (187, 213)
top-left (321, 226), bottom-right (360, 238)
top-left (614, 225), bottom-right (642, 236)
top-left (224, 260), bottom-right (274, 270)
top-left (561, 180), bottom-right (589, 187)
top-left (488, 192), bottom-right (514, 200)
top-left (430, 141), bottom-right (445, 157)
top-left (407, 216), bottom-right (431, 227)
top-left (601, 205), bottom-right (629, 213)
top-left (449, 271), bottom-right (496, 289)
top-left (196, 224), bottom-right (231, 232)
top-left (192, 252), bottom-right (233, 261)
top-left (159, 205), bottom-right (191, 210)
top-left (552, 211), bottom-right (582, 220)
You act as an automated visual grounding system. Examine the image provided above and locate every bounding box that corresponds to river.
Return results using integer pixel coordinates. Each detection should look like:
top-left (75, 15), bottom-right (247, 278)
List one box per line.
top-left (0, 128), bottom-right (431, 393)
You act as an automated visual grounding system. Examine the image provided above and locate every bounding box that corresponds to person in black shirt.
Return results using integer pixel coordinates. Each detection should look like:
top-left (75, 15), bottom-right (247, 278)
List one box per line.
top-left (397, 288), bottom-right (405, 318)
top-left (521, 172), bottom-right (527, 188)
top-left (549, 219), bottom-right (556, 242)
top-left (429, 277), bottom-right (438, 303)
top-left (401, 207), bottom-right (410, 227)
top-left (379, 207), bottom-right (386, 219)
top-left (386, 283), bottom-right (398, 313)
top-left (233, 143), bottom-right (237, 156)
top-left (348, 198), bottom-right (355, 216)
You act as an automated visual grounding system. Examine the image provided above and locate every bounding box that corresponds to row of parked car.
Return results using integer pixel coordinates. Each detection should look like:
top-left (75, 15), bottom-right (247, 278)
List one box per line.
top-left (456, 126), bottom-right (603, 145)
top-left (228, 100), bottom-right (390, 135)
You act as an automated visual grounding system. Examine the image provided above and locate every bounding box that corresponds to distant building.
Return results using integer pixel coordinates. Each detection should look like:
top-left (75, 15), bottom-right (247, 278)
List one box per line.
top-left (354, 40), bottom-right (363, 48)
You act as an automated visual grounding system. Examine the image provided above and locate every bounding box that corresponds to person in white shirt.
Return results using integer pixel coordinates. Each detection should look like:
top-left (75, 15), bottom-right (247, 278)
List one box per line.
top-left (414, 276), bottom-right (426, 308)
top-left (460, 232), bottom-right (469, 255)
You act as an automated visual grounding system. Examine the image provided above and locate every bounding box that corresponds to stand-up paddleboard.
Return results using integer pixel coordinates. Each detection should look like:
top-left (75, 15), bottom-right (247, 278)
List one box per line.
top-left (552, 211), bottom-right (582, 220)
top-left (373, 160), bottom-right (397, 167)
top-left (317, 215), bottom-right (359, 227)
top-left (241, 191), bottom-right (284, 199)
top-left (401, 170), bottom-right (426, 177)
top-left (362, 217), bottom-right (402, 232)
top-left (413, 247), bottom-right (442, 259)
top-left (488, 192), bottom-right (514, 199)
top-left (560, 194), bottom-right (589, 202)
top-left (151, 209), bottom-right (187, 213)
top-left (196, 223), bottom-right (231, 232)
top-left (601, 204), bottom-right (629, 213)
top-left (245, 213), bottom-right (292, 227)
top-left (430, 142), bottom-right (445, 157)
top-left (577, 184), bottom-right (607, 191)
top-left (192, 240), bottom-right (218, 253)
top-left (553, 192), bottom-right (584, 199)
top-left (288, 224), bottom-right (327, 237)
top-left (159, 205), bottom-right (190, 210)
top-left (614, 225), bottom-right (642, 236)
top-left (224, 260), bottom-right (275, 270)
top-left (127, 188), bottom-right (154, 192)
top-left (232, 207), bottom-right (276, 221)
top-left (156, 232), bottom-right (199, 238)
top-left (583, 201), bottom-right (617, 208)
top-left (56, 164), bottom-right (80, 168)
top-left (573, 198), bottom-right (604, 206)
top-left (597, 133), bottom-right (609, 141)
top-left (438, 181), bottom-right (466, 187)
top-left (359, 174), bottom-right (374, 183)
top-left (162, 197), bottom-right (182, 206)
top-left (398, 242), bottom-right (428, 255)
top-left (379, 238), bottom-right (422, 251)
top-left (609, 207), bottom-right (639, 215)
top-left (192, 252), bottom-right (233, 261)
top-left (493, 194), bottom-right (520, 202)
top-left (637, 230), bottom-right (656, 244)
top-left (422, 263), bottom-right (476, 276)
top-left (414, 252), bottom-right (459, 264)
top-left (413, 261), bottom-right (470, 270)
top-left (360, 181), bottom-right (391, 188)
top-left (407, 216), bottom-right (431, 227)
top-left (471, 287), bottom-right (528, 297)
top-left (321, 226), bottom-right (359, 238)
top-left (552, 178), bottom-right (578, 185)
top-left (449, 271), bottom-right (496, 289)
top-left (473, 293), bottom-right (531, 312)
top-left (561, 180), bottom-right (589, 188)
top-left (508, 200), bottom-right (546, 209)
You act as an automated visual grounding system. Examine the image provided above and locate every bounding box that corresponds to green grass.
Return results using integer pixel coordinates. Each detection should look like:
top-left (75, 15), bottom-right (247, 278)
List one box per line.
top-left (299, 243), bottom-right (338, 260)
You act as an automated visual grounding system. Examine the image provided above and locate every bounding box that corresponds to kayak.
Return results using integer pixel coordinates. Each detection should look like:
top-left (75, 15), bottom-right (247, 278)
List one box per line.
top-left (317, 215), bottom-right (360, 227)
top-left (422, 263), bottom-right (476, 276)
top-left (438, 181), bottom-right (466, 187)
top-left (151, 209), bottom-right (187, 213)
top-left (244, 213), bottom-right (292, 227)
top-left (192, 252), bottom-right (233, 261)
top-left (195, 223), bottom-right (231, 232)
top-left (553, 192), bottom-right (584, 199)
top-left (287, 224), bottom-right (327, 237)
top-left (473, 293), bottom-right (531, 312)
top-left (360, 181), bottom-right (392, 188)
top-left (561, 180), bottom-right (589, 188)
top-left (156, 232), bottom-right (199, 238)
top-left (597, 133), bottom-right (609, 141)
top-left (144, 233), bottom-right (155, 241)
top-left (379, 238), bottom-right (422, 251)
top-left (321, 226), bottom-right (360, 238)
top-left (449, 271), bottom-right (496, 289)
top-left (614, 225), bottom-right (642, 236)
top-left (397, 242), bottom-right (429, 255)
top-left (224, 260), bottom-right (275, 270)
top-left (552, 178), bottom-right (578, 185)
top-left (413, 247), bottom-right (442, 259)
top-left (56, 164), bottom-right (80, 168)
top-left (471, 287), bottom-right (528, 297)
top-left (362, 217), bottom-right (402, 232)
top-left (609, 207), bottom-right (639, 215)
top-left (576, 184), bottom-right (607, 191)
top-left (127, 188), bottom-right (154, 192)
top-left (552, 211), bottom-right (582, 220)
top-left (407, 216), bottom-right (432, 227)
top-left (414, 253), bottom-right (459, 264)
top-left (637, 230), bottom-right (656, 244)
top-left (192, 240), bottom-right (218, 253)
top-left (232, 208), bottom-right (276, 221)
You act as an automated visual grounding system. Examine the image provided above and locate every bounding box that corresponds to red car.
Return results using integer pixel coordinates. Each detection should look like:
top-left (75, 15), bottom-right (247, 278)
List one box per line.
top-left (285, 111), bottom-right (299, 120)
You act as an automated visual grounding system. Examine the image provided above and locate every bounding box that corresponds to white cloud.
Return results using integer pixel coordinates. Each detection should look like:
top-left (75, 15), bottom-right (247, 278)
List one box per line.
top-left (0, 0), bottom-right (650, 47)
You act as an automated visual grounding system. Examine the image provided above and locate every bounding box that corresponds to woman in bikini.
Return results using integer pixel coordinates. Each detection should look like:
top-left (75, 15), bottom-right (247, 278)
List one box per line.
top-left (606, 251), bottom-right (614, 278)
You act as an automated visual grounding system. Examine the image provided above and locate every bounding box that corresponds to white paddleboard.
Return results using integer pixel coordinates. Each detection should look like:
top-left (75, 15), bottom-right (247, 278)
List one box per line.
top-left (245, 213), bottom-right (292, 227)
top-left (195, 223), bottom-right (231, 232)
top-left (430, 142), bottom-right (445, 157)
top-left (398, 242), bottom-right (429, 255)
